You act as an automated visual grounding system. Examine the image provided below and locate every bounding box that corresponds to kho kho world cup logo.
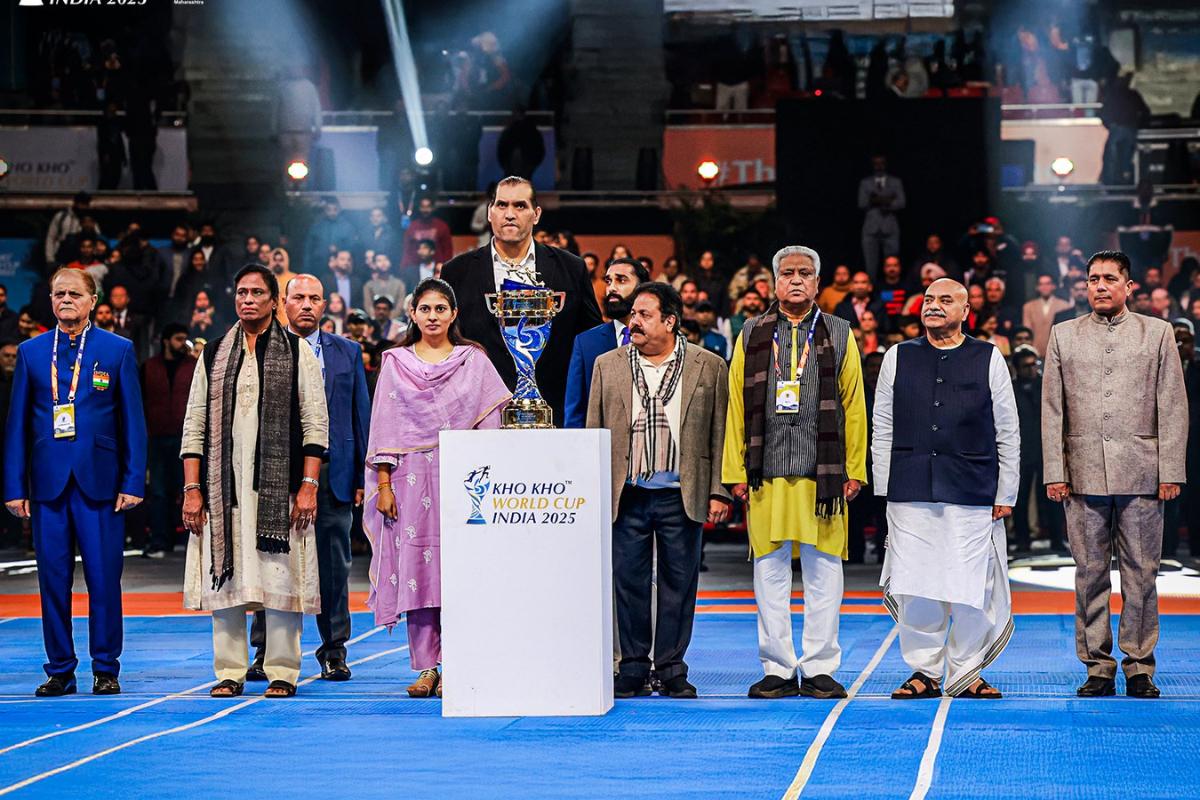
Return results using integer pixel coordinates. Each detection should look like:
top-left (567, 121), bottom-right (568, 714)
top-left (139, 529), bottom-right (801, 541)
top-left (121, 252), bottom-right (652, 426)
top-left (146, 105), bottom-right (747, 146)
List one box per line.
top-left (464, 466), bottom-right (492, 525)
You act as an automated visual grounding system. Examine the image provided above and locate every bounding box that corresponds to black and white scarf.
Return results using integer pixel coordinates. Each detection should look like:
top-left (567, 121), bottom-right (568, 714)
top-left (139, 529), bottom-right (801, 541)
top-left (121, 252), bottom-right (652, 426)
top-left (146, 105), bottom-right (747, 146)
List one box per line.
top-left (628, 335), bottom-right (687, 482)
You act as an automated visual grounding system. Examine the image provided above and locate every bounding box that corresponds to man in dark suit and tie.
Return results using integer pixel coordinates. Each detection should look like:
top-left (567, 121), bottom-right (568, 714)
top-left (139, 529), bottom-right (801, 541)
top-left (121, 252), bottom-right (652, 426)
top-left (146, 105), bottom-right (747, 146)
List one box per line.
top-left (108, 285), bottom-right (148, 360)
top-left (442, 176), bottom-right (603, 426)
top-left (248, 274), bottom-right (371, 681)
top-left (5, 269), bottom-right (147, 697)
top-left (858, 155), bottom-right (906, 281)
top-left (563, 257), bottom-right (650, 428)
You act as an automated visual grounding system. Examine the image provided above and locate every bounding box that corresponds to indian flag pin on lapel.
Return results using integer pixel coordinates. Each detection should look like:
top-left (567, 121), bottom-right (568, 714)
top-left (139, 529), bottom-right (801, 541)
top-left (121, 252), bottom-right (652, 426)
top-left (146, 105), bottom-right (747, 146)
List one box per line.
top-left (92, 368), bottom-right (111, 391)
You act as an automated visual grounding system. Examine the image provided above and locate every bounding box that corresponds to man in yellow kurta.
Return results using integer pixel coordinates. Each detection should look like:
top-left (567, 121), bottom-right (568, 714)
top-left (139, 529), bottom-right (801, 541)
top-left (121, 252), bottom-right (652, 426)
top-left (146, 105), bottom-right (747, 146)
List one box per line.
top-left (723, 245), bottom-right (868, 699)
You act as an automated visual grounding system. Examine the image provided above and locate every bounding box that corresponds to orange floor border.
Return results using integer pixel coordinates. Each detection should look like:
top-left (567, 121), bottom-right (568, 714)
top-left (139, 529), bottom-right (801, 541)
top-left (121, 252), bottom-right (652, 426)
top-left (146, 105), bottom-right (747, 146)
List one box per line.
top-left (2, 590), bottom-right (1199, 618)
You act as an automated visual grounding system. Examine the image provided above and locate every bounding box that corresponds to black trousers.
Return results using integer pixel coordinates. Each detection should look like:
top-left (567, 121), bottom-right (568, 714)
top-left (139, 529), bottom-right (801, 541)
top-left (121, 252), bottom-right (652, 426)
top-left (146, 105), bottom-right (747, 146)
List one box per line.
top-left (1013, 462), bottom-right (1064, 551)
top-left (612, 486), bottom-right (702, 682)
top-left (254, 464), bottom-right (353, 663)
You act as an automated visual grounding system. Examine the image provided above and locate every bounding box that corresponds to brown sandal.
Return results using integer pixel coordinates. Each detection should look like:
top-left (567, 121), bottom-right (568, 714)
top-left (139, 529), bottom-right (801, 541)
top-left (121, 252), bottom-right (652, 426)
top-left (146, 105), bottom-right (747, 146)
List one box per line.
top-left (407, 669), bottom-right (440, 698)
top-left (265, 680), bottom-right (296, 698)
top-left (210, 679), bottom-right (244, 698)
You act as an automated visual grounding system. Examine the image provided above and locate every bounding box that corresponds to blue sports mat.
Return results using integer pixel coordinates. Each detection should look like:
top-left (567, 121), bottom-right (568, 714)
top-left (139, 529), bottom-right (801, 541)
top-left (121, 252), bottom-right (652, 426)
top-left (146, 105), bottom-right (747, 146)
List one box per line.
top-left (0, 612), bottom-right (1196, 799)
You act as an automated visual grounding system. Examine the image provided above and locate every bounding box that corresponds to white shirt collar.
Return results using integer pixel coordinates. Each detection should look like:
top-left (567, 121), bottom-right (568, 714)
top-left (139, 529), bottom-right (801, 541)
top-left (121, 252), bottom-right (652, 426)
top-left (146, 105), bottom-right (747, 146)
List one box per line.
top-left (288, 326), bottom-right (321, 348)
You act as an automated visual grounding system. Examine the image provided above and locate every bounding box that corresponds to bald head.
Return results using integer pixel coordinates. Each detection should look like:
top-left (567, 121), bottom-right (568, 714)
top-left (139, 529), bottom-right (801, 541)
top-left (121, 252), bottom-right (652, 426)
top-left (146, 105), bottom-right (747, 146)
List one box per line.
top-left (283, 273), bottom-right (327, 336)
top-left (922, 278), bottom-right (969, 339)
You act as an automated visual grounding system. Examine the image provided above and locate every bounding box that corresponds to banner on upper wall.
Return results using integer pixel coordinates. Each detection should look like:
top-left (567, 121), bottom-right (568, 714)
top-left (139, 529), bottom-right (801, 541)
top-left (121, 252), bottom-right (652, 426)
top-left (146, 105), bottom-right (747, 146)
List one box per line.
top-left (0, 239), bottom-right (42, 311)
top-left (0, 127), bottom-right (188, 192)
top-left (662, 125), bottom-right (776, 190)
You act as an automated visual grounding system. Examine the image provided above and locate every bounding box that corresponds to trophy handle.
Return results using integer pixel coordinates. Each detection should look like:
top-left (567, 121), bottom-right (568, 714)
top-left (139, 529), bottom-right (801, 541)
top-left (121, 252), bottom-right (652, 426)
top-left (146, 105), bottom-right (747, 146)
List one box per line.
top-left (551, 292), bottom-right (566, 313)
top-left (485, 293), bottom-right (500, 315)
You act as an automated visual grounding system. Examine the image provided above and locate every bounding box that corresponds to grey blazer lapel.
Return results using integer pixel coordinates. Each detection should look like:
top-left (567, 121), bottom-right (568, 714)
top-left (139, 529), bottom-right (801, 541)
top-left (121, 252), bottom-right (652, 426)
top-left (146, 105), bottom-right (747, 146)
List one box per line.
top-left (612, 347), bottom-right (633, 427)
top-left (679, 346), bottom-right (703, 423)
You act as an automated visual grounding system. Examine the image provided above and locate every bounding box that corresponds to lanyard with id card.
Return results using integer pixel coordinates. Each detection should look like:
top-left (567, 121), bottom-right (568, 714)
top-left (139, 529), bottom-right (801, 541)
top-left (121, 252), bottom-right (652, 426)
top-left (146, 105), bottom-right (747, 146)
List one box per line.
top-left (773, 310), bottom-right (818, 414)
top-left (51, 324), bottom-right (89, 439)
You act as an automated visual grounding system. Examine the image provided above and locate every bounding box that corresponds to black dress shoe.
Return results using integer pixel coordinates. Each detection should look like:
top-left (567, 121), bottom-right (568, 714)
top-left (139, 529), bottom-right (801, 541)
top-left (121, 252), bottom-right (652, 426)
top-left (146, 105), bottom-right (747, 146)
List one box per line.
top-left (246, 657), bottom-right (267, 682)
top-left (748, 675), bottom-right (800, 698)
top-left (660, 676), bottom-right (697, 698)
top-left (614, 675), bottom-right (653, 698)
top-left (1076, 676), bottom-right (1116, 697)
top-left (92, 672), bottom-right (121, 695)
top-left (800, 674), bottom-right (847, 699)
top-left (35, 673), bottom-right (77, 697)
top-left (321, 656), bottom-right (352, 681)
top-left (1126, 674), bottom-right (1161, 698)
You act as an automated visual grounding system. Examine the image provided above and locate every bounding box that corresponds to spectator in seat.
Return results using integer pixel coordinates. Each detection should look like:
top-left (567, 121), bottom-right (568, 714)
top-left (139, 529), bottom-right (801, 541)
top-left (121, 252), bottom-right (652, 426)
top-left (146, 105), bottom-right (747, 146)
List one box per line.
top-left (401, 195), bottom-right (453, 268)
top-left (835, 270), bottom-right (887, 331)
top-left (818, 264), bottom-right (853, 314)
top-left (1022, 274), bottom-right (1071, 356)
top-left (304, 197), bottom-right (359, 274)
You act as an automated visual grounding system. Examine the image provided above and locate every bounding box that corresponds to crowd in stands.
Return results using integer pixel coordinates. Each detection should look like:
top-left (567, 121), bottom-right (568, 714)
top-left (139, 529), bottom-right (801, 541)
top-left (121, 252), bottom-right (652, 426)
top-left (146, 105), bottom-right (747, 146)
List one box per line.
top-left (2, 188), bottom-right (1198, 564)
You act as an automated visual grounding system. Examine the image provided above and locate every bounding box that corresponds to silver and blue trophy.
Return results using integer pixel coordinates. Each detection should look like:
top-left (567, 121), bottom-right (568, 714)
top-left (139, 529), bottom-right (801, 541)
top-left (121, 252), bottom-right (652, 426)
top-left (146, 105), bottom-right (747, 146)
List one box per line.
top-left (464, 466), bottom-right (491, 525)
top-left (485, 275), bottom-right (564, 429)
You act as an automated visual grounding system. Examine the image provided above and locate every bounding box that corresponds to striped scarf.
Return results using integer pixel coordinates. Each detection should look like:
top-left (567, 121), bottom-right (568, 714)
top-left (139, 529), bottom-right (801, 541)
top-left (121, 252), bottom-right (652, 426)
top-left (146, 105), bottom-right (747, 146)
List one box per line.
top-left (742, 303), bottom-right (845, 518)
top-left (627, 335), bottom-right (687, 482)
top-left (205, 319), bottom-right (295, 590)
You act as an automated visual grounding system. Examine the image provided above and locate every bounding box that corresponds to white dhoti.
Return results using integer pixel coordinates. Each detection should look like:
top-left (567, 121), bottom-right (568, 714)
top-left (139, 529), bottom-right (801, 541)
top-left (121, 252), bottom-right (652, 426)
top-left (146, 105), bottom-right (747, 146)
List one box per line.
top-left (755, 543), bottom-right (843, 679)
top-left (881, 502), bottom-right (1014, 696)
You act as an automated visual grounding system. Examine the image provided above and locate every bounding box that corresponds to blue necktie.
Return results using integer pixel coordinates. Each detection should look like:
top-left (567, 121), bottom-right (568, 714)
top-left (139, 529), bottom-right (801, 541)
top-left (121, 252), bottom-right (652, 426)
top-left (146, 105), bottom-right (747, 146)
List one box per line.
top-left (621, 326), bottom-right (631, 346)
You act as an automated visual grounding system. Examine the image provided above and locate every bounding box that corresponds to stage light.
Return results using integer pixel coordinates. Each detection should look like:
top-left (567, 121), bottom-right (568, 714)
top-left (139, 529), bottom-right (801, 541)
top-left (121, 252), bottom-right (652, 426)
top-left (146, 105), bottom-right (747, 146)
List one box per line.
top-left (814, 89), bottom-right (823, 97)
top-left (697, 160), bottom-right (720, 184)
top-left (0, 158), bottom-right (8, 181)
top-left (415, 147), bottom-right (434, 167)
top-left (286, 160), bottom-right (310, 181)
top-left (1051, 157), bottom-right (1074, 178)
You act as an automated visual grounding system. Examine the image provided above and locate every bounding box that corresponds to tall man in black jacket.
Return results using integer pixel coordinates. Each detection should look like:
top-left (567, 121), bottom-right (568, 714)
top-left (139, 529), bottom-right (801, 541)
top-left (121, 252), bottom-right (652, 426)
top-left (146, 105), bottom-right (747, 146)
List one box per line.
top-left (442, 176), bottom-right (603, 425)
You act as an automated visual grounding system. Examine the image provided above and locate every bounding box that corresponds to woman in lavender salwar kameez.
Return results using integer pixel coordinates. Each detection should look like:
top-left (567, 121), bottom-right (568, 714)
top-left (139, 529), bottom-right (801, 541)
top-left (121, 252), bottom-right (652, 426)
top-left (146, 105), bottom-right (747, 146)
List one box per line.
top-left (362, 279), bottom-right (510, 698)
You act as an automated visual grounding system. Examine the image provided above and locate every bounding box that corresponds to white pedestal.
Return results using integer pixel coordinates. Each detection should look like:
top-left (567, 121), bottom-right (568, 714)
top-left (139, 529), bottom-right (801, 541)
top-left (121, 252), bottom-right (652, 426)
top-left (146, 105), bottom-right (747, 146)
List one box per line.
top-left (439, 429), bottom-right (613, 717)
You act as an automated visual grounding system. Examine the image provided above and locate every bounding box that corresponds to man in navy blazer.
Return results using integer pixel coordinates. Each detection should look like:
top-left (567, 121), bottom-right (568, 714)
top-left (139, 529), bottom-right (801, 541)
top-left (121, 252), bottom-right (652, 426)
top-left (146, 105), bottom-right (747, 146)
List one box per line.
top-left (5, 269), bottom-right (147, 697)
top-left (249, 274), bottom-right (371, 681)
top-left (563, 257), bottom-right (651, 428)
top-left (442, 177), bottom-right (603, 426)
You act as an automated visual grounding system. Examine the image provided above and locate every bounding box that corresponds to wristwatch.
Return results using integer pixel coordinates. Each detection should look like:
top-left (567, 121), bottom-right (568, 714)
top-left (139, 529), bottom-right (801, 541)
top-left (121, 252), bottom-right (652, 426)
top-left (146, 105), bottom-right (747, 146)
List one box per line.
top-left (301, 477), bottom-right (319, 488)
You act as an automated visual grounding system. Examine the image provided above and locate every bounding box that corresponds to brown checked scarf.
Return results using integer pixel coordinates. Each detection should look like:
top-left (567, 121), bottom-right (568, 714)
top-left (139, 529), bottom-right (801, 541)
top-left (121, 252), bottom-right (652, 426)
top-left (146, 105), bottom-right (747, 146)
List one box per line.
top-left (628, 334), bottom-right (688, 482)
top-left (205, 319), bottom-right (295, 590)
top-left (742, 302), bottom-right (846, 518)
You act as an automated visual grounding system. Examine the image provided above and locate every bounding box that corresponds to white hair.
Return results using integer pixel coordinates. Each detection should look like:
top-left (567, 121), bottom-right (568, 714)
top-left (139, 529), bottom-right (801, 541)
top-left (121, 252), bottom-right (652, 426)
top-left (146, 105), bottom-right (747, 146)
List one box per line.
top-left (772, 245), bottom-right (821, 277)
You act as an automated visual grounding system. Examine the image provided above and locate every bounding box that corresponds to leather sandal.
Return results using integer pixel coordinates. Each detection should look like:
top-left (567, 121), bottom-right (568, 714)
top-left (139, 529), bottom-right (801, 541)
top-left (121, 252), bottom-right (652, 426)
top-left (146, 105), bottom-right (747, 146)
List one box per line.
top-left (210, 679), bottom-right (244, 698)
top-left (955, 678), bottom-right (1001, 699)
top-left (265, 680), bottom-right (297, 698)
top-left (891, 672), bottom-right (942, 699)
top-left (407, 669), bottom-right (440, 698)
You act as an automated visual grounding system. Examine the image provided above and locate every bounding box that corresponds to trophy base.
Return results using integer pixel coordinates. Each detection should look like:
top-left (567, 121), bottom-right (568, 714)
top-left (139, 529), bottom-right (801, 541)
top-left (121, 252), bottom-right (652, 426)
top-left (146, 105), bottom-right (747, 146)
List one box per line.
top-left (502, 400), bottom-right (554, 429)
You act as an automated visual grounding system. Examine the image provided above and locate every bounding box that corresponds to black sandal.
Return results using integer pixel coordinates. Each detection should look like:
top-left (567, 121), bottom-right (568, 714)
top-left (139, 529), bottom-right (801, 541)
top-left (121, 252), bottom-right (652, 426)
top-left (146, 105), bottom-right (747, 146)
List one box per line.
top-left (265, 680), bottom-right (296, 698)
top-left (955, 678), bottom-right (1001, 699)
top-left (209, 679), bottom-right (244, 698)
top-left (891, 672), bottom-right (942, 700)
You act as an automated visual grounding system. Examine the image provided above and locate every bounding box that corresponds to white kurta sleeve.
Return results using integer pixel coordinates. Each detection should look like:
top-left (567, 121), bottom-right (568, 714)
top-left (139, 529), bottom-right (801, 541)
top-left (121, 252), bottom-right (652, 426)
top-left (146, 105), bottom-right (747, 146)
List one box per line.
top-left (989, 347), bottom-right (1021, 506)
top-left (180, 359), bottom-right (209, 459)
top-left (871, 346), bottom-right (899, 496)
top-left (296, 341), bottom-right (330, 451)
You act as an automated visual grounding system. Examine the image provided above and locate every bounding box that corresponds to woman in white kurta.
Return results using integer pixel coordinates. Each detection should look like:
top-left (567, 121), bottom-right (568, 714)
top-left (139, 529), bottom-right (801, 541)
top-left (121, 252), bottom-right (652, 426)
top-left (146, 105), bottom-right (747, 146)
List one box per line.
top-left (181, 267), bottom-right (328, 698)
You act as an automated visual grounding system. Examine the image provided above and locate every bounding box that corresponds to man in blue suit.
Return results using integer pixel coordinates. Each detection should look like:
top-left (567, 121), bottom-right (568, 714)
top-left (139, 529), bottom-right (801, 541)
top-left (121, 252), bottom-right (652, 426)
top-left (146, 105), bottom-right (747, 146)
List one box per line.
top-left (249, 274), bottom-right (371, 681)
top-left (563, 257), bottom-right (650, 428)
top-left (5, 269), bottom-right (146, 697)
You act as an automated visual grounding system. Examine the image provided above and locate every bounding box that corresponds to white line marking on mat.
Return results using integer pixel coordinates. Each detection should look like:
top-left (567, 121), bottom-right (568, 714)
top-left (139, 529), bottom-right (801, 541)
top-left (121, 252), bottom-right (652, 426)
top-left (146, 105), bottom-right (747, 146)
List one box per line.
top-left (908, 696), bottom-right (951, 800)
top-left (0, 620), bottom-right (16, 626)
top-left (780, 624), bottom-right (899, 800)
top-left (0, 643), bottom-right (408, 796)
top-left (0, 624), bottom-right (386, 758)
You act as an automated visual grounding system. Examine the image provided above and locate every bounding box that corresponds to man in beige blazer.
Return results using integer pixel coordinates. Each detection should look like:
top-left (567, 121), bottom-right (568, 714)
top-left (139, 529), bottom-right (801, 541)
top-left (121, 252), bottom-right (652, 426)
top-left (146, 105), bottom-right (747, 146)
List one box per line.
top-left (1022, 273), bottom-right (1072, 357)
top-left (1042, 250), bottom-right (1187, 699)
top-left (587, 282), bottom-right (731, 699)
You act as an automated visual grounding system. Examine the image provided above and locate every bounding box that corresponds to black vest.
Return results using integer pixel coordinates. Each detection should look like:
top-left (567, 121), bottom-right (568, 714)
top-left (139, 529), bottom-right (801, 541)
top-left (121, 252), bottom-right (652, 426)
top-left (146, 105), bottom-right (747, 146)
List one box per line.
top-left (888, 337), bottom-right (998, 507)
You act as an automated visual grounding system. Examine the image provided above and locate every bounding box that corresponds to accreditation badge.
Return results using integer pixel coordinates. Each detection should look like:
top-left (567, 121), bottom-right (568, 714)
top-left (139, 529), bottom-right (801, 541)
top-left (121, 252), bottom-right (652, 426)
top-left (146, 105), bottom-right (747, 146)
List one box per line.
top-left (775, 381), bottom-right (801, 414)
top-left (52, 403), bottom-right (76, 439)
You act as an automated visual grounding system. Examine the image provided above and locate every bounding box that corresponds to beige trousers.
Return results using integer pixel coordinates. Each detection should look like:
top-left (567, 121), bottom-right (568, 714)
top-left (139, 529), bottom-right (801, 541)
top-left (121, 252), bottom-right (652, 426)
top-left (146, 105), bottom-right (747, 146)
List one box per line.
top-left (212, 605), bottom-right (302, 685)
